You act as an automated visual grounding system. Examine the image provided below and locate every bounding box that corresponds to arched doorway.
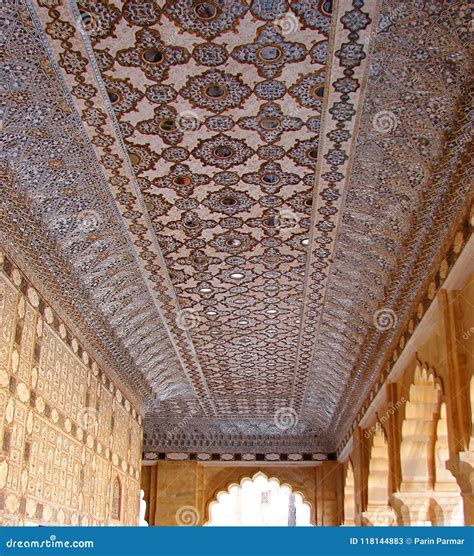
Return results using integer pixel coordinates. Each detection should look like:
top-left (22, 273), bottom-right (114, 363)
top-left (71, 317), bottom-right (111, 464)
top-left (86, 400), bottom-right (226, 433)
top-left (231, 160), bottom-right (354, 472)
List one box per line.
top-left (343, 460), bottom-right (355, 526)
top-left (393, 364), bottom-right (463, 525)
top-left (433, 403), bottom-right (463, 525)
top-left (363, 428), bottom-right (396, 526)
top-left (206, 472), bottom-right (313, 526)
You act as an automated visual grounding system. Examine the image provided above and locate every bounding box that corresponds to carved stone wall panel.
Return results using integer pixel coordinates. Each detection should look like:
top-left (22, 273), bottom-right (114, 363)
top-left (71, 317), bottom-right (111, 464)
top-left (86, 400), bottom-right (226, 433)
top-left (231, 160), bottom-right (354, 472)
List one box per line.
top-left (1, 0), bottom-right (471, 457)
top-left (0, 252), bottom-right (142, 525)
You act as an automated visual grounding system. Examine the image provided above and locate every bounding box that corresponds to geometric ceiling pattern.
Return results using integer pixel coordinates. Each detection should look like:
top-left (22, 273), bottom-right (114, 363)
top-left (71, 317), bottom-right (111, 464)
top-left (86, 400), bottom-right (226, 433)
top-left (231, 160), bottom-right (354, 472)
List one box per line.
top-left (1, 0), bottom-right (471, 459)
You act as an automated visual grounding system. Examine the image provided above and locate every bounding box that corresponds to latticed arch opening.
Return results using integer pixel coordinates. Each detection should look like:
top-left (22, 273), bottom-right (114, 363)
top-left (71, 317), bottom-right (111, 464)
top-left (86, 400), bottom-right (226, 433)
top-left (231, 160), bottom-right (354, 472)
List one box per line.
top-left (433, 402), bottom-right (463, 525)
top-left (435, 403), bottom-right (457, 487)
top-left (394, 364), bottom-right (465, 525)
top-left (367, 428), bottom-right (390, 506)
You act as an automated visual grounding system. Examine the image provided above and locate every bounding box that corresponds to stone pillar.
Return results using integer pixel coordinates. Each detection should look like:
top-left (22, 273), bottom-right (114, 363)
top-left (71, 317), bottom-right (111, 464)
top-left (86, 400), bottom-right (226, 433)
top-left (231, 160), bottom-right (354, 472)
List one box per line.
top-left (439, 288), bottom-right (473, 525)
top-left (386, 382), bottom-right (403, 493)
top-left (439, 290), bottom-right (471, 454)
top-left (446, 455), bottom-right (474, 525)
top-left (350, 428), bottom-right (366, 525)
top-left (461, 492), bottom-right (474, 526)
top-left (315, 461), bottom-right (342, 525)
top-left (154, 461), bottom-right (201, 526)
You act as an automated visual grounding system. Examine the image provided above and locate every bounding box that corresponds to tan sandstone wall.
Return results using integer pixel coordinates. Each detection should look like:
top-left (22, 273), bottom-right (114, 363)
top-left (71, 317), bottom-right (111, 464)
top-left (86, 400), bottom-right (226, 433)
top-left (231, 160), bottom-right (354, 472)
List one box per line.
top-left (142, 460), bottom-right (341, 526)
top-left (0, 251), bottom-right (143, 525)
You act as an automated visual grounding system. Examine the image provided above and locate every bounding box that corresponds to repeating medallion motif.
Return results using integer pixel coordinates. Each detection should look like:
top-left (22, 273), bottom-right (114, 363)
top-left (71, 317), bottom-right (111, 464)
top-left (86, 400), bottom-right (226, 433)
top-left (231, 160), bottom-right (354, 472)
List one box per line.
top-left (2, 0), bottom-right (471, 458)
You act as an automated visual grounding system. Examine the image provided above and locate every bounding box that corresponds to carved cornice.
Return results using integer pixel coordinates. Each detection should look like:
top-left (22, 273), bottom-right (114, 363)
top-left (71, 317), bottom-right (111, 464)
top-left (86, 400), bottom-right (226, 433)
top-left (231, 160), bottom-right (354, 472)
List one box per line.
top-left (305, 0), bottom-right (472, 447)
top-left (336, 203), bottom-right (473, 456)
top-left (0, 165), bottom-right (147, 408)
top-left (332, 27), bottom-right (473, 449)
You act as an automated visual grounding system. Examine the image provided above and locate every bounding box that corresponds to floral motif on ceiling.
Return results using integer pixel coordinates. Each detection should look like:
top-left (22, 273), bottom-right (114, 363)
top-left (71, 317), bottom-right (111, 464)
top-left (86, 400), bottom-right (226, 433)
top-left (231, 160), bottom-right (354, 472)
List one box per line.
top-left (1, 0), bottom-right (471, 457)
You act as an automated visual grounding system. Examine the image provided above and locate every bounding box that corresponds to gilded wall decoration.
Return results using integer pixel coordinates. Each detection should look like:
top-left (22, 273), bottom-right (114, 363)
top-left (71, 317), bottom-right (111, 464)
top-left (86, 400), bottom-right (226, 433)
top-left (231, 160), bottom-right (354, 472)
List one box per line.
top-left (0, 252), bottom-right (143, 525)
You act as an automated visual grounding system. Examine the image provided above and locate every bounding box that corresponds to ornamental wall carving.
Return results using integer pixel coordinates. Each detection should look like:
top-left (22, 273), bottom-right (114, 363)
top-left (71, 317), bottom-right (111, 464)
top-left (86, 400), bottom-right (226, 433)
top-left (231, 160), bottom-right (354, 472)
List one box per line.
top-left (0, 252), bottom-right (142, 525)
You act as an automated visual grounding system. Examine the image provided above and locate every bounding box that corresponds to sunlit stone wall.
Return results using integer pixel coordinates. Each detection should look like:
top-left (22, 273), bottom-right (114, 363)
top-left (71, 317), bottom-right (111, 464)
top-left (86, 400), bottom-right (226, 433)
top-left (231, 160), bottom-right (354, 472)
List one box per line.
top-left (141, 460), bottom-right (342, 526)
top-left (0, 251), bottom-right (143, 525)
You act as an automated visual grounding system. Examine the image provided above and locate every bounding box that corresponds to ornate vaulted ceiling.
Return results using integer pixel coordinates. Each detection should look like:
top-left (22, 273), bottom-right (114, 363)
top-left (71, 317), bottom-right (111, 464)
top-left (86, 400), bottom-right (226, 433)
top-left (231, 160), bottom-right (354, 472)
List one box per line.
top-left (1, 0), bottom-right (471, 460)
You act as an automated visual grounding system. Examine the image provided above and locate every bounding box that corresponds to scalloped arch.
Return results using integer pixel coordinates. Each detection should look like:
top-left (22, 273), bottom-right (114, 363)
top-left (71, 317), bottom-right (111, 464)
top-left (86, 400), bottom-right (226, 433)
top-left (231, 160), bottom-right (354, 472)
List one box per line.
top-left (400, 363), bottom-right (443, 486)
top-left (206, 471), bottom-right (314, 526)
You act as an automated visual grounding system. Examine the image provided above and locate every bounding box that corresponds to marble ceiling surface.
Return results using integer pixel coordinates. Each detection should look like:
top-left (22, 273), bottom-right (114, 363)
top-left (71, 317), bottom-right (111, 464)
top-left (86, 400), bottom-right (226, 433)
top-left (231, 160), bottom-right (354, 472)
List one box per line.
top-left (0, 0), bottom-right (471, 458)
